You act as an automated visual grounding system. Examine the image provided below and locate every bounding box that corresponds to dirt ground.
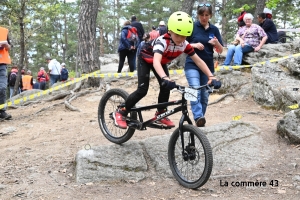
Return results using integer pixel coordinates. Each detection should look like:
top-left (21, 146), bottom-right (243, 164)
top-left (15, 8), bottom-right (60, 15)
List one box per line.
top-left (0, 73), bottom-right (300, 200)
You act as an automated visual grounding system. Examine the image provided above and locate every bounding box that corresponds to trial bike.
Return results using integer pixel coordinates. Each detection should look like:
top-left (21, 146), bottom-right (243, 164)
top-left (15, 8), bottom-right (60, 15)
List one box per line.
top-left (98, 84), bottom-right (214, 189)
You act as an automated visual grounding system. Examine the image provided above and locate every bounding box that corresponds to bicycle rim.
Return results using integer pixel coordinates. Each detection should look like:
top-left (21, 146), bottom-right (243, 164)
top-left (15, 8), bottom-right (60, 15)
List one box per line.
top-left (98, 89), bottom-right (136, 144)
top-left (168, 124), bottom-right (213, 189)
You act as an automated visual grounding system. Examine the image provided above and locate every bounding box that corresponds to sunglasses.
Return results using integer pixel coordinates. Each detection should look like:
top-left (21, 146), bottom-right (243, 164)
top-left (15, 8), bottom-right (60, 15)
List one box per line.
top-left (198, 3), bottom-right (211, 8)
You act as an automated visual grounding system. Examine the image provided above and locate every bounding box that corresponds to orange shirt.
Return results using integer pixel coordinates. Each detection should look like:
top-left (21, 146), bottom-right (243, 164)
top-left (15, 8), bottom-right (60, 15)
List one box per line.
top-left (0, 27), bottom-right (11, 64)
top-left (22, 75), bottom-right (33, 90)
top-left (149, 30), bottom-right (160, 40)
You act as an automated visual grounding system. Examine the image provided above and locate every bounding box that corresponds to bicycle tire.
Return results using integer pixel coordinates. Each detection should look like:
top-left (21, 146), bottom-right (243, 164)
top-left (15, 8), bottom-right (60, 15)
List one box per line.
top-left (98, 88), bottom-right (136, 144)
top-left (278, 35), bottom-right (293, 43)
top-left (168, 124), bottom-right (213, 189)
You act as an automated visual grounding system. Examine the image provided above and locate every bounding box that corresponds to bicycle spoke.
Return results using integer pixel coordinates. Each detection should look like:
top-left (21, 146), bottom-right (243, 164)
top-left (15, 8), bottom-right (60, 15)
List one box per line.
top-left (168, 125), bottom-right (212, 188)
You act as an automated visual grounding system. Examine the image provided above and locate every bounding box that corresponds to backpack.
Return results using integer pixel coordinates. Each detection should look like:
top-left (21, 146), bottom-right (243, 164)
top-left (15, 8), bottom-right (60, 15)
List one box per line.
top-left (60, 68), bottom-right (69, 81)
top-left (126, 26), bottom-right (138, 47)
top-left (9, 71), bottom-right (17, 86)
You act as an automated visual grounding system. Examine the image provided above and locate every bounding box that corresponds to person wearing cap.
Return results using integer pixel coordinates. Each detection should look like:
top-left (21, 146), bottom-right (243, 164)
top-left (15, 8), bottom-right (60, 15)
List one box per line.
top-left (60, 63), bottom-right (69, 82)
top-left (21, 70), bottom-right (33, 91)
top-left (149, 25), bottom-right (159, 40)
top-left (0, 26), bottom-right (12, 119)
top-left (158, 21), bottom-right (168, 36)
top-left (46, 56), bottom-right (61, 86)
top-left (131, 15), bottom-right (145, 70)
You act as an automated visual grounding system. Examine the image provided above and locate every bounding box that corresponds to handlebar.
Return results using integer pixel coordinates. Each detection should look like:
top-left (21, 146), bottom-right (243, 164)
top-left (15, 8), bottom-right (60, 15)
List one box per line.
top-left (175, 84), bottom-right (214, 94)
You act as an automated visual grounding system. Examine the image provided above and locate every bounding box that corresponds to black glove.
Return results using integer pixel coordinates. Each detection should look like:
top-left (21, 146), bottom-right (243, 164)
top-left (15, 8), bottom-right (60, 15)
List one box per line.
top-left (210, 79), bottom-right (221, 89)
top-left (161, 79), bottom-right (177, 90)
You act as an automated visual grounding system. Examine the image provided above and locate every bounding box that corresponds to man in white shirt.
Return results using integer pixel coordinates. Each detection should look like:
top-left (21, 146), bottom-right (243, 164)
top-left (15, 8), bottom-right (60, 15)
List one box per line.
top-left (46, 56), bottom-right (61, 86)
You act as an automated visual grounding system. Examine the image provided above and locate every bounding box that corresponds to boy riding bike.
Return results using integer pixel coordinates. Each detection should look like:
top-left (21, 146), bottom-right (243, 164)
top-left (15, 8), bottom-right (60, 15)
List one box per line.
top-left (113, 11), bottom-right (219, 129)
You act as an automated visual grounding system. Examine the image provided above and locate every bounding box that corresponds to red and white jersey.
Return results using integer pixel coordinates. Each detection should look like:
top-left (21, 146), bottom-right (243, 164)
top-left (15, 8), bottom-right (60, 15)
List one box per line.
top-left (141, 33), bottom-right (195, 65)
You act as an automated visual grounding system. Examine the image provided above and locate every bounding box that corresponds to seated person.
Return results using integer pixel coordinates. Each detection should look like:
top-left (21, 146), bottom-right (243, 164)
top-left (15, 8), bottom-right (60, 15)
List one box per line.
top-left (257, 13), bottom-right (278, 44)
top-left (223, 13), bottom-right (267, 66)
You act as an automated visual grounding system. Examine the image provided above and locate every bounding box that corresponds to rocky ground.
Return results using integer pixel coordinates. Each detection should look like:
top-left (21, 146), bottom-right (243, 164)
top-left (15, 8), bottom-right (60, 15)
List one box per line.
top-left (0, 72), bottom-right (300, 200)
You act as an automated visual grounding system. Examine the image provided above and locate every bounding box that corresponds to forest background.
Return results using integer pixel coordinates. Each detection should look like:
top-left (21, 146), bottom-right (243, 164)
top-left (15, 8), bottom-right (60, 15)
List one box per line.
top-left (1, 0), bottom-right (300, 80)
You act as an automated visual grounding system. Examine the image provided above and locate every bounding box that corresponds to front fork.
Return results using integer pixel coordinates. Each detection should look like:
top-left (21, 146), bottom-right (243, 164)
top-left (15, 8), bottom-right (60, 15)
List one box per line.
top-left (178, 106), bottom-right (195, 160)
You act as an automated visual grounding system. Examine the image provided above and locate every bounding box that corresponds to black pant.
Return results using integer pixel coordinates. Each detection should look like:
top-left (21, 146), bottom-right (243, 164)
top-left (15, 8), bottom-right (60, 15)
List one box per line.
top-left (117, 49), bottom-right (135, 73)
top-left (125, 55), bottom-right (170, 111)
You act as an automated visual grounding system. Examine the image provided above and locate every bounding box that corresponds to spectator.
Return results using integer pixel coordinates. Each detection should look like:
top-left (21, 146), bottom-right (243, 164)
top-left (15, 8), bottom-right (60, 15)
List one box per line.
top-left (7, 65), bottom-right (22, 99)
top-left (117, 20), bottom-right (136, 73)
top-left (22, 70), bottom-right (33, 91)
top-left (223, 13), bottom-right (267, 66)
top-left (112, 11), bottom-right (217, 129)
top-left (158, 21), bottom-right (168, 35)
top-left (257, 13), bottom-right (278, 44)
top-left (46, 56), bottom-right (61, 86)
top-left (37, 67), bottom-right (48, 90)
top-left (185, 3), bottom-right (224, 127)
top-left (60, 63), bottom-right (69, 82)
top-left (131, 15), bottom-right (145, 70)
top-left (0, 26), bottom-right (12, 119)
top-left (149, 26), bottom-right (159, 40)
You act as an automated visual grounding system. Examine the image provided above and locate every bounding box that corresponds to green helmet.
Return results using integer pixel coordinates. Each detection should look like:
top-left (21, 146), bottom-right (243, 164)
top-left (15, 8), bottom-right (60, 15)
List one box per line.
top-left (168, 11), bottom-right (193, 36)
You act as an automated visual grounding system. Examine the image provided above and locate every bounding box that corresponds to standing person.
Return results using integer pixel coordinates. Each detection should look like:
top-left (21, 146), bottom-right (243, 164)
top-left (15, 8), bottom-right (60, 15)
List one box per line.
top-left (112, 11), bottom-right (219, 129)
top-left (158, 21), bottom-right (168, 36)
top-left (37, 67), bottom-right (48, 90)
top-left (117, 20), bottom-right (137, 73)
top-left (149, 26), bottom-right (159, 40)
top-left (223, 13), bottom-right (267, 66)
top-left (7, 66), bottom-right (22, 99)
top-left (46, 56), bottom-right (61, 86)
top-left (22, 70), bottom-right (33, 91)
top-left (0, 26), bottom-right (12, 119)
top-left (185, 3), bottom-right (224, 127)
top-left (60, 63), bottom-right (69, 82)
top-left (257, 13), bottom-right (278, 44)
top-left (131, 15), bottom-right (145, 70)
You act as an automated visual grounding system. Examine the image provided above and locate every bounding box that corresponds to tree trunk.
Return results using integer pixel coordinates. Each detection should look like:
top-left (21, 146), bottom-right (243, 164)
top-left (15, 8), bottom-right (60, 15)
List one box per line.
top-left (13, 0), bottom-right (25, 97)
top-left (175, 0), bottom-right (196, 68)
top-left (77, 0), bottom-right (100, 74)
top-left (221, 0), bottom-right (227, 44)
top-left (253, 0), bottom-right (266, 24)
top-left (181, 0), bottom-right (196, 14)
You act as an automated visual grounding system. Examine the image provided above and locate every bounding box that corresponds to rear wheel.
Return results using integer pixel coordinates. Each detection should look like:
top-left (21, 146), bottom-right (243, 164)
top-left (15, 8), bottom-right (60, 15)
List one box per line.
top-left (168, 124), bottom-right (213, 189)
top-left (278, 35), bottom-right (293, 43)
top-left (98, 88), bottom-right (136, 144)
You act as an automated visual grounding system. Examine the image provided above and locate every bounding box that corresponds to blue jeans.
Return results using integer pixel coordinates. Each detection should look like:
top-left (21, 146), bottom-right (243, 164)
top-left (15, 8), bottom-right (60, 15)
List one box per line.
top-left (185, 68), bottom-right (209, 121)
top-left (0, 64), bottom-right (7, 111)
top-left (9, 86), bottom-right (21, 99)
top-left (223, 44), bottom-right (254, 65)
top-left (50, 74), bottom-right (60, 86)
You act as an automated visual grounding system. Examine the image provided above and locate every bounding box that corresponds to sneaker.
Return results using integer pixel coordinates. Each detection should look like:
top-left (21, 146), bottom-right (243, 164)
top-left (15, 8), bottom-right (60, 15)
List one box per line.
top-left (0, 111), bottom-right (12, 120)
top-left (154, 111), bottom-right (175, 128)
top-left (195, 117), bottom-right (206, 127)
top-left (113, 109), bottom-right (127, 129)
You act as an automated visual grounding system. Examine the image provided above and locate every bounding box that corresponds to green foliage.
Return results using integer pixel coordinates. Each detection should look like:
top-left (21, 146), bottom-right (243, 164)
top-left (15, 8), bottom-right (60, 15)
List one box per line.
top-left (1, 0), bottom-right (300, 73)
top-left (232, 4), bottom-right (254, 14)
top-left (69, 70), bottom-right (76, 79)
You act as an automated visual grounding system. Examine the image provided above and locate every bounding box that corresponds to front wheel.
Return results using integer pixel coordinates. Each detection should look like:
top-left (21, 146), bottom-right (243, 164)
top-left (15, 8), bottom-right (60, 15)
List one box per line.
top-left (98, 88), bottom-right (137, 144)
top-left (168, 124), bottom-right (213, 189)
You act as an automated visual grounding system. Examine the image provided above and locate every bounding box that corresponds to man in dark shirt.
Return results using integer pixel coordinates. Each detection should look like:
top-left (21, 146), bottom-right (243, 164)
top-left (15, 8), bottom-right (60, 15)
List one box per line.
top-left (131, 15), bottom-right (145, 45)
top-left (131, 15), bottom-right (145, 71)
top-left (257, 13), bottom-right (278, 44)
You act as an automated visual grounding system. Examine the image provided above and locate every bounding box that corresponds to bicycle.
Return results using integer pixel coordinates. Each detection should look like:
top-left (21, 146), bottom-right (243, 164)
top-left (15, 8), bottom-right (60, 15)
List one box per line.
top-left (98, 83), bottom-right (215, 189)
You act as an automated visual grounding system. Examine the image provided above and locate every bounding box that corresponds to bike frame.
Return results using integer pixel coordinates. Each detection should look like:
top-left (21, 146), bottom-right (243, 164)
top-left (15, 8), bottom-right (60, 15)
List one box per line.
top-left (126, 95), bottom-right (193, 131)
